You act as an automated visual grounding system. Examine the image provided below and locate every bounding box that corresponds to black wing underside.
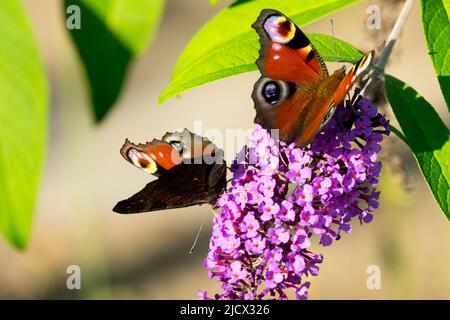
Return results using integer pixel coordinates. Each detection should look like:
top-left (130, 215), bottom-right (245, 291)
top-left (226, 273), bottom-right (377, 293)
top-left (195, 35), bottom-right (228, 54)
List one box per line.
top-left (113, 162), bottom-right (227, 214)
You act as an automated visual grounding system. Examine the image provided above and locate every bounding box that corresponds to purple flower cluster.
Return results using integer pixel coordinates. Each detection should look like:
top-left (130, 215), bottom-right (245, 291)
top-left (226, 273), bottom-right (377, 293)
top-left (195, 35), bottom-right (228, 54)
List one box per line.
top-left (200, 90), bottom-right (389, 300)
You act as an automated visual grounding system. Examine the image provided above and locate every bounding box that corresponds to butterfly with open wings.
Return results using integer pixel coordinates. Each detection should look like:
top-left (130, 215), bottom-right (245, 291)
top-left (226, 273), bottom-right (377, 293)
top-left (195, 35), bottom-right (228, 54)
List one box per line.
top-left (252, 9), bottom-right (374, 147)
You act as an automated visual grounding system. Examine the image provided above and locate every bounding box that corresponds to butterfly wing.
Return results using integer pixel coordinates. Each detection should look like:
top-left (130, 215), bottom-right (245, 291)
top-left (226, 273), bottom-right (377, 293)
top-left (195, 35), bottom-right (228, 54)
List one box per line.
top-left (113, 162), bottom-right (227, 214)
top-left (162, 129), bottom-right (223, 163)
top-left (252, 77), bottom-right (315, 143)
top-left (253, 9), bottom-right (328, 84)
top-left (252, 9), bottom-right (375, 146)
top-left (333, 50), bottom-right (375, 105)
top-left (120, 129), bottom-right (223, 176)
top-left (252, 9), bottom-right (328, 144)
top-left (120, 139), bottom-right (181, 176)
top-left (292, 51), bottom-right (375, 146)
top-left (292, 51), bottom-right (375, 145)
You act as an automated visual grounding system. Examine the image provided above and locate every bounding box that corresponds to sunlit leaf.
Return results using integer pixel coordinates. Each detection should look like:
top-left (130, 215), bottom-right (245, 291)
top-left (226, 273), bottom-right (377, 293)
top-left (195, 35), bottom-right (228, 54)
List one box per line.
top-left (421, 0), bottom-right (450, 111)
top-left (159, 0), bottom-right (362, 103)
top-left (445, 0), bottom-right (450, 17)
top-left (386, 75), bottom-right (450, 221)
top-left (0, 0), bottom-right (48, 248)
top-left (65, 0), bottom-right (165, 121)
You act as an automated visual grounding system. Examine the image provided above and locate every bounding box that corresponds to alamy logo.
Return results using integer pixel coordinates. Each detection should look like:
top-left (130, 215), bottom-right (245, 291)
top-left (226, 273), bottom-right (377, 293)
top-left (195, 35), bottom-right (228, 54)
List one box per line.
top-left (66, 265), bottom-right (81, 290)
top-left (366, 5), bottom-right (381, 30)
top-left (366, 265), bottom-right (381, 290)
top-left (66, 5), bottom-right (81, 30)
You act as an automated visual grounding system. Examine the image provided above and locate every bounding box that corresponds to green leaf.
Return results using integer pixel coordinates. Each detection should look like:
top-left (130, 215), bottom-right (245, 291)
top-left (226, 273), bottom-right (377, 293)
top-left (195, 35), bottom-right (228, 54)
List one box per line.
top-left (0, 0), bottom-right (48, 249)
top-left (159, 0), bottom-right (362, 103)
top-left (211, 0), bottom-right (247, 5)
top-left (307, 34), bottom-right (363, 63)
top-left (65, 0), bottom-right (165, 121)
top-left (385, 75), bottom-right (450, 222)
top-left (444, 0), bottom-right (450, 23)
top-left (421, 0), bottom-right (450, 111)
top-left (389, 124), bottom-right (407, 143)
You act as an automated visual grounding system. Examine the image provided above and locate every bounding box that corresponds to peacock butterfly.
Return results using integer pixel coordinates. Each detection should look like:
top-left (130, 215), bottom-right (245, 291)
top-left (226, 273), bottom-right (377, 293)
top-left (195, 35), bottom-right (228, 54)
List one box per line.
top-left (252, 9), bottom-right (374, 146)
top-left (113, 129), bottom-right (226, 214)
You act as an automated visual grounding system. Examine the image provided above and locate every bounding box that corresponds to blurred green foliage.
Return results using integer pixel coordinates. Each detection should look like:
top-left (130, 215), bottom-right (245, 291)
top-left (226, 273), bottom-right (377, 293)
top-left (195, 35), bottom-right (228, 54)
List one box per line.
top-left (385, 76), bottom-right (450, 221)
top-left (0, 0), bottom-right (48, 249)
top-left (65, 0), bottom-right (165, 121)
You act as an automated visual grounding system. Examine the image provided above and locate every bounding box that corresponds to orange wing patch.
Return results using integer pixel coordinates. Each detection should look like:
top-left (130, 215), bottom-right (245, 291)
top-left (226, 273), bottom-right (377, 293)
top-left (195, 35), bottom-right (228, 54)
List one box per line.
top-left (333, 50), bottom-right (375, 105)
top-left (263, 41), bottom-right (321, 85)
top-left (120, 139), bottom-right (182, 175)
top-left (254, 87), bottom-right (315, 143)
top-left (253, 9), bottom-right (328, 85)
top-left (252, 9), bottom-right (374, 148)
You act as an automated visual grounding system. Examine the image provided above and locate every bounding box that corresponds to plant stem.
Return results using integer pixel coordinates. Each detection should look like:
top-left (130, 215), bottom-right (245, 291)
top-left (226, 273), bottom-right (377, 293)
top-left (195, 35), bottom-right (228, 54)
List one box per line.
top-left (362, 0), bottom-right (416, 96)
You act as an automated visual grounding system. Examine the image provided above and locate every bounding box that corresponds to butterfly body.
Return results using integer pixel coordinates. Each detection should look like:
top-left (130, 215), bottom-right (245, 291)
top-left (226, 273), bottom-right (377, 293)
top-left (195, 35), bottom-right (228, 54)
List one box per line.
top-left (252, 9), bottom-right (374, 146)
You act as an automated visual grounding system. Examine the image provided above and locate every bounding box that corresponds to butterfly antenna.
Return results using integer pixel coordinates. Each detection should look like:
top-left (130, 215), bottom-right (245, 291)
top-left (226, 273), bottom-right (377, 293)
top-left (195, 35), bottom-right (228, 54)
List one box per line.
top-left (378, 40), bottom-right (386, 51)
top-left (330, 18), bottom-right (339, 66)
top-left (189, 209), bottom-right (209, 254)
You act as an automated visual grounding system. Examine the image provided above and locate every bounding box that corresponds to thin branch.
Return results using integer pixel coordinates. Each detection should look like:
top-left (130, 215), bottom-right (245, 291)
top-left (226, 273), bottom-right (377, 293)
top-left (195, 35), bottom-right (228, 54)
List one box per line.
top-left (362, 0), bottom-right (416, 96)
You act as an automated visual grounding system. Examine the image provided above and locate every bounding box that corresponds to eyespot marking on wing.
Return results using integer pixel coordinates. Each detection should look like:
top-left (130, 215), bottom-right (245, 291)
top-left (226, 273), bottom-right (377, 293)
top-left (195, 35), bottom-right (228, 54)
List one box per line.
top-left (252, 77), bottom-right (297, 111)
top-left (263, 15), bottom-right (296, 44)
top-left (127, 148), bottom-right (157, 174)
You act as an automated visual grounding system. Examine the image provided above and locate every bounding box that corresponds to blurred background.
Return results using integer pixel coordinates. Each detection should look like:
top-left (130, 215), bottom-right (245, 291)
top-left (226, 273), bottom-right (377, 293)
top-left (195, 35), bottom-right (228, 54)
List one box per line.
top-left (1, 0), bottom-right (449, 299)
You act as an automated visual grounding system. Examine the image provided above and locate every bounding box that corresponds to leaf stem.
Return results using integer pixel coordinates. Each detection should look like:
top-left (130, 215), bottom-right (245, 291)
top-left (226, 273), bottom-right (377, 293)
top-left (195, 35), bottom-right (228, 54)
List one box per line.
top-left (388, 124), bottom-right (407, 143)
top-left (362, 0), bottom-right (416, 96)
